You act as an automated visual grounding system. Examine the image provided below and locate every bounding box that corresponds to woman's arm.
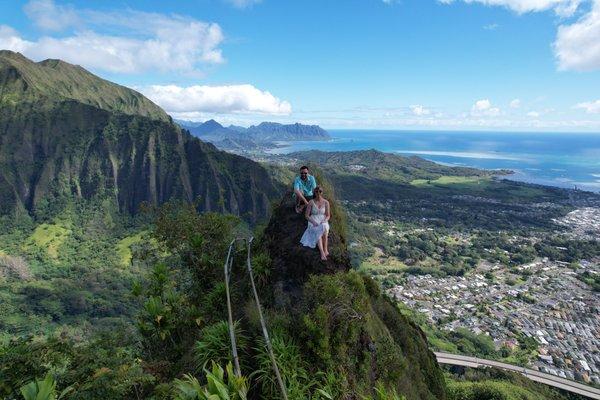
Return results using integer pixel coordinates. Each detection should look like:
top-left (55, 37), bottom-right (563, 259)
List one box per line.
top-left (325, 200), bottom-right (331, 222)
top-left (305, 201), bottom-right (318, 226)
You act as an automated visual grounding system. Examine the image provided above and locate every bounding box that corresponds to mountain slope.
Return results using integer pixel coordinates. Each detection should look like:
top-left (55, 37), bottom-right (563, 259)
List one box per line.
top-left (0, 50), bottom-right (168, 121)
top-left (0, 52), bottom-right (280, 222)
top-left (257, 191), bottom-right (447, 399)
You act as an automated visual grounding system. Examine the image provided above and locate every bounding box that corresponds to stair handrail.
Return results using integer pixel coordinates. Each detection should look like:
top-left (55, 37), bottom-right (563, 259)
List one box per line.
top-left (223, 239), bottom-right (242, 377)
top-left (222, 237), bottom-right (288, 399)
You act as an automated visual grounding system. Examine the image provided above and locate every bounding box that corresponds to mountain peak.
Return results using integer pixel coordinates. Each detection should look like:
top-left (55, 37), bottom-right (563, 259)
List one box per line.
top-left (203, 119), bottom-right (223, 128)
top-left (0, 52), bottom-right (169, 121)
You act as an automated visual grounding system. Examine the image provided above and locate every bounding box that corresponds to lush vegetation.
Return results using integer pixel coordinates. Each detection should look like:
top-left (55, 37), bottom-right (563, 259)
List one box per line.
top-left (0, 50), bottom-right (168, 120)
top-left (0, 196), bottom-right (447, 399)
top-left (0, 197), bottom-right (148, 344)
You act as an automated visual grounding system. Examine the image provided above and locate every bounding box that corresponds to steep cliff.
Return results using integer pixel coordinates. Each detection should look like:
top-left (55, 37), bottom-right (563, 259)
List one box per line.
top-left (0, 51), bottom-right (280, 222)
top-left (253, 186), bottom-right (447, 400)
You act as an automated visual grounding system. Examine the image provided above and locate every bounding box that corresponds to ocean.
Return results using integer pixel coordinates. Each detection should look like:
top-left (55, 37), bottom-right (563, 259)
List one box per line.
top-left (269, 130), bottom-right (600, 193)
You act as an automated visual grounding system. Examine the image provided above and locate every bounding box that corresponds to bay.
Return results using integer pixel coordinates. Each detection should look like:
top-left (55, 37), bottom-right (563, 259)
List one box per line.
top-left (269, 130), bottom-right (600, 193)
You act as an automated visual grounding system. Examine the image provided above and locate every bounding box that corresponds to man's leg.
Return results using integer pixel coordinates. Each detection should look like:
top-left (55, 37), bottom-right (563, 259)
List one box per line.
top-left (295, 196), bottom-right (304, 213)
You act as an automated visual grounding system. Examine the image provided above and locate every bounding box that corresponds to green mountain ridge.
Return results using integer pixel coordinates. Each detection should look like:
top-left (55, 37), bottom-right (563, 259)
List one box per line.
top-left (0, 50), bottom-right (168, 121)
top-left (0, 51), bottom-right (280, 222)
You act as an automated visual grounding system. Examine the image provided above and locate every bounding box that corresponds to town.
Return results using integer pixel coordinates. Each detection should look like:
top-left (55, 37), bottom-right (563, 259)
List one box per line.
top-left (366, 206), bottom-right (600, 388)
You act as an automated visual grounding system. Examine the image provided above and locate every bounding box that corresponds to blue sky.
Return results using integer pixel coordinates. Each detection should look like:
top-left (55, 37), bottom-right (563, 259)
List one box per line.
top-left (1, 0), bottom-right (599, 131)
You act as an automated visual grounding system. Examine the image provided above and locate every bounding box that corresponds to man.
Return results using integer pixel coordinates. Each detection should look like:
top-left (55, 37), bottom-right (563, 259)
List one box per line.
top-left (293, 166), bottom-right (317, 213)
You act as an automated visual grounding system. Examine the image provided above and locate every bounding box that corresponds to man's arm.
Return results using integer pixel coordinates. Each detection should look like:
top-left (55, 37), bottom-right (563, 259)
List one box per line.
top-left (294, 188), bottom-right (309, 205)
top-left (294, 178), bottom-right (309, 205)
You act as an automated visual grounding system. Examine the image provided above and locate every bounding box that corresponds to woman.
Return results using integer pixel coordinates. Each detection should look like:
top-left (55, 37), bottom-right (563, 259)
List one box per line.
top-left (300, 186), bottom-right (331, 260)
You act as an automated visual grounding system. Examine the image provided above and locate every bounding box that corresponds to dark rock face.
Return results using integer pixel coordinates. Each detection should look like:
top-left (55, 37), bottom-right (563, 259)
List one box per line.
top-left (0, 51), bottom-right (282, 223)
top-left (0, 101), bottom-right (280, 222)
top-left (263, 193), bottom-right (350, 289)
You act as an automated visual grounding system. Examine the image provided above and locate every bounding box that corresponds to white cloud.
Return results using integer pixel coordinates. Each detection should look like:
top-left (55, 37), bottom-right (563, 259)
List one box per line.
top-left (0, 1), bottom-right (224, 74)
top-left (510, 99), bottom-right (521, 108)
top-left (438, 0), bottom-right (582, 16)
top-left (554, 0), bottom-right (600, 71)
top-left (574, 99), bottom-right (600, 113)
top-left (527, 111), bottom-right (541, 117)
top-left (483, 23), bottom-right (500, 30)
top-left (142, 84), bottom-right (292, 116)
top-left (473, 99), bottom-right (492, 110)
top-left (471, 99), bottom-right (501, 116)
top-left (223, 0), bottom-right (262, 8)
top-left (0, 25), bottom-right (30, 52)
top-left (410, 105), bottom-right (431, 116)
top-left (24, 0), bottom-right (79, 31)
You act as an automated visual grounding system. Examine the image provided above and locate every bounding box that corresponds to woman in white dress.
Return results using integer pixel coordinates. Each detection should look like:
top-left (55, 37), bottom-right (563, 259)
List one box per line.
top-left (300, 186), bottom-right (331, 260)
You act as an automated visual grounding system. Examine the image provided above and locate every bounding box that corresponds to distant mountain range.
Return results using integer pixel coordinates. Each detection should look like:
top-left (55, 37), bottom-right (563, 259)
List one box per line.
top-left (177, 119), bottom-right (330, 151)
top-left (0, 51), bottom-right (280, 222)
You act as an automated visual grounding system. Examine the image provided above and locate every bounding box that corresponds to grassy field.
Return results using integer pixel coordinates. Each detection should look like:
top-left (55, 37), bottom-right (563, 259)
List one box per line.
top-left (115, 231), bottom-right (148, 266)
top-left (25, 223), bottom-right (71, 259)
top-left (359, 247), bottom-right (408, 274)
top-left (410, 175), bottom-right (490, 187)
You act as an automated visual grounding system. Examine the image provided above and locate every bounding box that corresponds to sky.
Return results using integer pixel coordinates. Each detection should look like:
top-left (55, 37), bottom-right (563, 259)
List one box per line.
top-left (0, 0), bottom-right (599, 131)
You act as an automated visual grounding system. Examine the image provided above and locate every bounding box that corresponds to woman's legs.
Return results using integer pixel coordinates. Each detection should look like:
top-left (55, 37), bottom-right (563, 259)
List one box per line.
top-left (317, 234), bottom-right (327, 260)
top-left (323, 228), bottom-right (329, 256)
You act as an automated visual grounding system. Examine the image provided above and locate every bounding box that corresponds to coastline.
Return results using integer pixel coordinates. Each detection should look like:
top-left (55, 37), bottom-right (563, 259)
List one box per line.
top-left (254, 131), bottom-right (600, 194)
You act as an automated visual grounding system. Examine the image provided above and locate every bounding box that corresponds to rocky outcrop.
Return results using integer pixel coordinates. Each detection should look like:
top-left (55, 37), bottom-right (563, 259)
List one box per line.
top-left (263, 192), bottom-right (350, 292)
top-left (256, 192), bottom-right (447, 399)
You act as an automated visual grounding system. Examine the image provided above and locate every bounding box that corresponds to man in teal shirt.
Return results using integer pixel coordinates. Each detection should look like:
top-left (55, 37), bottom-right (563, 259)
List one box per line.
top-left (293, 165), bottom-right (317, 213)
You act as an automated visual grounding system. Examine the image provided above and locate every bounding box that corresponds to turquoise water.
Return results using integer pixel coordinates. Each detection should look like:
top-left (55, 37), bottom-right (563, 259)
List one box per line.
top-left (270, 130), bottom-right (600, 193)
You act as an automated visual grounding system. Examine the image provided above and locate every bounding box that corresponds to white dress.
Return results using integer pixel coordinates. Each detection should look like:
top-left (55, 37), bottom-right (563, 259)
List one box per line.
top-left (300, 200), bottom-right (330, 248)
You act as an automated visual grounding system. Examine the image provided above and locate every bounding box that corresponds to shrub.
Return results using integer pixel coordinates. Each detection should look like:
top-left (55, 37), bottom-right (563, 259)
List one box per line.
top-left (194, 321), bottom-right (247, 372)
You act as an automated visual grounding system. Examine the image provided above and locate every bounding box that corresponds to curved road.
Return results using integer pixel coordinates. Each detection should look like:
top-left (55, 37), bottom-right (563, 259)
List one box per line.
top-left (435, 352), bottom-right (600, 399)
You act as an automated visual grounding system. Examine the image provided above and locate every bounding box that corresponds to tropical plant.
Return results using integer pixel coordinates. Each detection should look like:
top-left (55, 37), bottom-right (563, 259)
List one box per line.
top-left (363, 382), bottom-right (406, 400)
top-left (136, 262), bottom-right (203, 365)
top-left (173, 362), bottom-right (248, 400)
top-left (194, 321), bottom-right (247, 372)
top-left (253, 332), bottom-right (332, 400)
top-left (19, 374), bottom-right (71, 400)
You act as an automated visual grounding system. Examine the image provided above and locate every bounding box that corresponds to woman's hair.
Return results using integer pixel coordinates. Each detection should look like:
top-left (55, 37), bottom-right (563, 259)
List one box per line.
top-left (313, 185), bottom-right (323, 198)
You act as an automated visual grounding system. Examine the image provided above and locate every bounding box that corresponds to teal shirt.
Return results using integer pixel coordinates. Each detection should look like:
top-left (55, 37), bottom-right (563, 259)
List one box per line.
top-left (293, 174), bottom-right (317, 197)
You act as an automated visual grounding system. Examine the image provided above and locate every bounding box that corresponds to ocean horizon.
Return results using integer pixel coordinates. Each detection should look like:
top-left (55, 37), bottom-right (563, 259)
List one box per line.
top-left (269, 130), bottom-right (600, 193)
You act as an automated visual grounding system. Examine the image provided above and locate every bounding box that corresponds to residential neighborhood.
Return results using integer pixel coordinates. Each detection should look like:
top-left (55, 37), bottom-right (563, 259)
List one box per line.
top-left (388, 257), bottom-right (600, 385)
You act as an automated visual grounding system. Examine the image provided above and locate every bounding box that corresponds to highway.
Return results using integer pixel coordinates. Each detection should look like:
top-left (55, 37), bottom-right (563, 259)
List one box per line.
top-left (434, 352), bottom-right (600, 399)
